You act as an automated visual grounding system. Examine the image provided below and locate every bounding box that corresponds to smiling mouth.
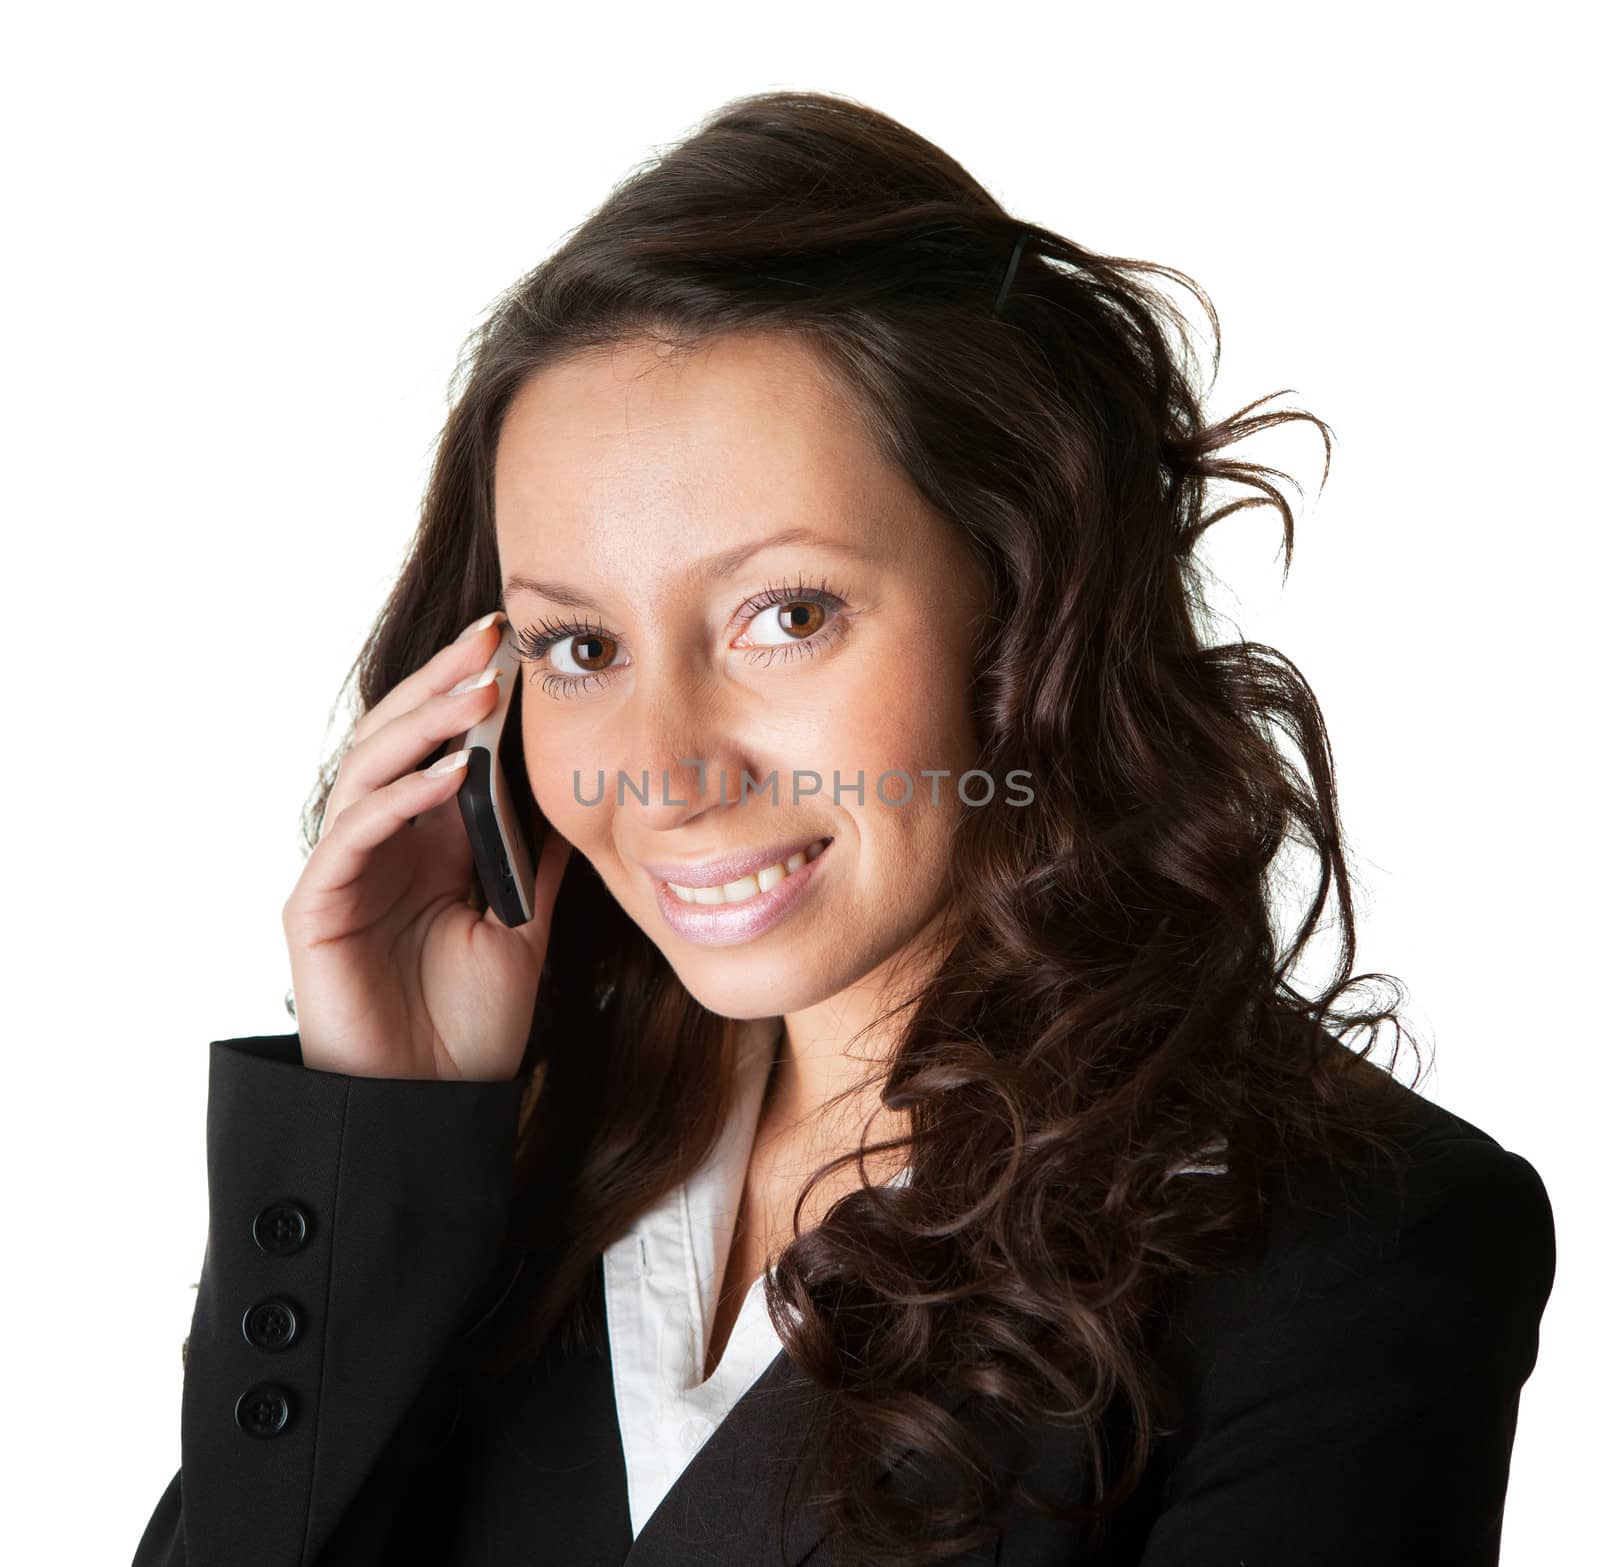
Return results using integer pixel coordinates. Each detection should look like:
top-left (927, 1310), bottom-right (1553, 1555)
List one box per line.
top-left (661, 837), bottom-right (833, 904)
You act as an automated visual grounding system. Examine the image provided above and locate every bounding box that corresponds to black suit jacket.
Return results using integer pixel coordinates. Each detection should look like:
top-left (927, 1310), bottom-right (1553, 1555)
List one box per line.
top-left (132, 1034), bottom-right (1556, 1566)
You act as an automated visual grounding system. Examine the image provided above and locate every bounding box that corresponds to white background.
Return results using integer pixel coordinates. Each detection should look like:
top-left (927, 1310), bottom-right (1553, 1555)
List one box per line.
top-left (2, 3), bottom-right (1590, 1560)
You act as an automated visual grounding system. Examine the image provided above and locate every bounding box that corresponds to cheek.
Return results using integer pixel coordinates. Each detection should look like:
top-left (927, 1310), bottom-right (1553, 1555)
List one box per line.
top-left (822, 662), bottom-right (976, 874)
top-left (522, 722), bottom-right (608, 850)
top-left (823, 653), bottom-right (978, 780)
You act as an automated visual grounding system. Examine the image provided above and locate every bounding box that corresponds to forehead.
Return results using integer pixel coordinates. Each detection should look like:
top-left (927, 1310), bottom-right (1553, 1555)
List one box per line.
top-left (492, 333), bottom-right (902, 551)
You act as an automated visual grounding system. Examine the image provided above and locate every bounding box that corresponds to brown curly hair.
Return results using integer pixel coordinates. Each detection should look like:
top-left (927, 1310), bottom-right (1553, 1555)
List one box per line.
top-left (301, 87), bottom-right (1426, 1564)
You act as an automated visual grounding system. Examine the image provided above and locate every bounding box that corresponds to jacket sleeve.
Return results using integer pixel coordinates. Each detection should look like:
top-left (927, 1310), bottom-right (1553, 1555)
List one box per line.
top-left (1137, 1132), bottom-right (1557, 1566)
top-left (132, 1033), bottom-right (529, 1567)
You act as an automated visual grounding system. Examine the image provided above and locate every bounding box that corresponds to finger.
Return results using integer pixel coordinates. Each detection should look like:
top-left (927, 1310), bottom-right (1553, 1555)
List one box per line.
top-left (322, 612), bottom-right (506, 841)
top-left (349, 611), bottom-right (507, 749)
top-left (323, 665), bottom-right (506, 840)
top-left (292, 755), bottom-right (476, 908)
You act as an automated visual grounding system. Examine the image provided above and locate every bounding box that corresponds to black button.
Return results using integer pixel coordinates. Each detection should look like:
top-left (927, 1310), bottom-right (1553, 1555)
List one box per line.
top-left (235, 1384), bottom-right (292, 1438)
top-left (252, 1200), bottom-right (310, 1255)
top-left (242, 1299), bottom-right (299, 1351)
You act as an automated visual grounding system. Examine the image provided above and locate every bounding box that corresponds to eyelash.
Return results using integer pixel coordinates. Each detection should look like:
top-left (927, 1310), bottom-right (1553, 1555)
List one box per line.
top-left (510, 575), bottom-right (851, 698)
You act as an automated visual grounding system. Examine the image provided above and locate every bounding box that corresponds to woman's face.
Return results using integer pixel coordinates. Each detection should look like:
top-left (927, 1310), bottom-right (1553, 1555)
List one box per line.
top-left (492, 331), bottom-right (989, 1022)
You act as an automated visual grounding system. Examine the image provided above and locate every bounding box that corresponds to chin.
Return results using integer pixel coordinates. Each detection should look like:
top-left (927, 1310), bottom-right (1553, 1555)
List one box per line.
top-left (669, 935), bottom-right (888, 1024)
top-left (669, 970), bottom-right (806, 1023)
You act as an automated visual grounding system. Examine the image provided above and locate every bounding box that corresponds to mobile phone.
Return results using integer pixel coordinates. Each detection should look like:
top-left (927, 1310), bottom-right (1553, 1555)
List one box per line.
top-left (448, 620), bottom-right (545, 927)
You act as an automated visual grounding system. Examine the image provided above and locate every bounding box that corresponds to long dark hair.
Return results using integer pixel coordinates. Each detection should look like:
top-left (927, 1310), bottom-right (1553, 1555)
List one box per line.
top-left (302, 88), bottom-right (1426, 1563)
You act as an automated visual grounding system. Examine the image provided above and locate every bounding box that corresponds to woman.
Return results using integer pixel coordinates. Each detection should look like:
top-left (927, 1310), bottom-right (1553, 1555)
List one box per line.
top-left (133, 89), bottom-right (1556, 1566)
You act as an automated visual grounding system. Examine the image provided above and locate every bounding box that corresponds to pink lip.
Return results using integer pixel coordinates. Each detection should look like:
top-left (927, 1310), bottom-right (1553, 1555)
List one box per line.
top-left (638, 834), bottom-right (833, 889)
top-left (652, 837), bottom-right (834, 947)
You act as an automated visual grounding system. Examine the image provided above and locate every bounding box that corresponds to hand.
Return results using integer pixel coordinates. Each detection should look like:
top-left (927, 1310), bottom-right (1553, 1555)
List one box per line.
top-left (280, 611), bottom-right (572, 1081)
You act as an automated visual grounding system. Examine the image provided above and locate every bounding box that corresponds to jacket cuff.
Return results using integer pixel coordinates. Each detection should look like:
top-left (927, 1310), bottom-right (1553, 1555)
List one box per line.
top-left (176, 1032), bottom-right (526, 1566)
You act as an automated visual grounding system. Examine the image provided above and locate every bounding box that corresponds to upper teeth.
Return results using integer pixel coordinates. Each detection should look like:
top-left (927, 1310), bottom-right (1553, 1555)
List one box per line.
top-left (667, 838), bottom-right (829, 904)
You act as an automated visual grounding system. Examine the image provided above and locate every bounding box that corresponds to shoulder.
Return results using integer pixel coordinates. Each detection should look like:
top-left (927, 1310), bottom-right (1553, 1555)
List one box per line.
top-left (1117, 1077), bottom-right (1557, 1562)
top-left (1291, 1073), bottom-right (1552, 1296)
top-left (1161, 1067), bottom-right (1557, 1396)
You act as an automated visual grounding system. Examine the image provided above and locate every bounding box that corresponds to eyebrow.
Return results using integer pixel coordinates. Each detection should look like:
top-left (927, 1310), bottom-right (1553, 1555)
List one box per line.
top-left (502, 526), bottom-right (875, 609)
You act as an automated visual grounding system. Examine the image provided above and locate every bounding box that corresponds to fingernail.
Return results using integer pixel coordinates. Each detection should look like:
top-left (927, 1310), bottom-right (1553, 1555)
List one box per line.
top-left (446, 666), bottom-right (501, 695)
top-left (454, 610), bottom-right (504, 642)
top-left (424, 748), bottom-right (471, 777)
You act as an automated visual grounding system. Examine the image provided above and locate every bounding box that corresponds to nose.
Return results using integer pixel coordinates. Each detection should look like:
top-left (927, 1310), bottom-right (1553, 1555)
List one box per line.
top-left (614, 661), bottom-right (760, 835)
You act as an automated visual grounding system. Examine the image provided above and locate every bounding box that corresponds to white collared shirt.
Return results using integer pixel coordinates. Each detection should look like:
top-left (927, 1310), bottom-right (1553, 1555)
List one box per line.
top-left (601, 1014), bottom-right (911, 1538)
top-left (600, 1014), bottom-right (1225, 1539)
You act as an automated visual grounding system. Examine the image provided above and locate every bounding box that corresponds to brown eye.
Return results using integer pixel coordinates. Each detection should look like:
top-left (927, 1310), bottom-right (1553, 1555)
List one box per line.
top-left (562, 632), bottom-right (617, 673)
top-left (777, 601), bottom-right (827, 638)
top-left (747, 596), bottom-right (833, 647)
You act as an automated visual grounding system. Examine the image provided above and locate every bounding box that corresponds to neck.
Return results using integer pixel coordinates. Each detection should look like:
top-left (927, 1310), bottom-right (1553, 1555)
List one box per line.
top-left (761, 907), bottom-right (954, 1175)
